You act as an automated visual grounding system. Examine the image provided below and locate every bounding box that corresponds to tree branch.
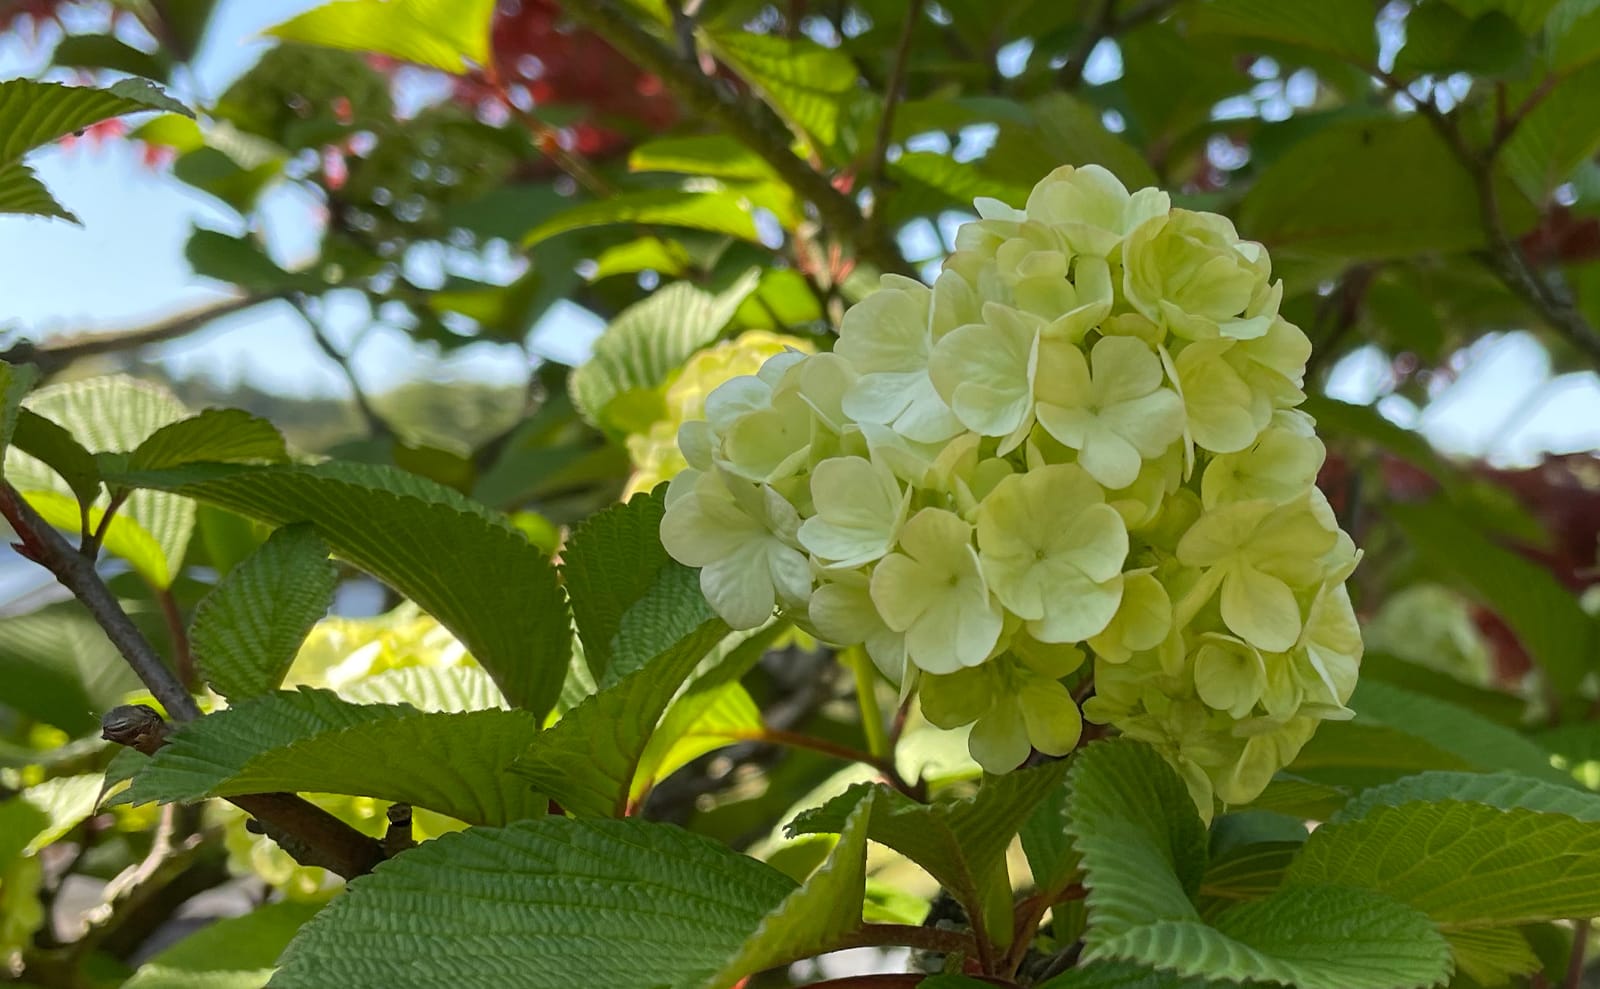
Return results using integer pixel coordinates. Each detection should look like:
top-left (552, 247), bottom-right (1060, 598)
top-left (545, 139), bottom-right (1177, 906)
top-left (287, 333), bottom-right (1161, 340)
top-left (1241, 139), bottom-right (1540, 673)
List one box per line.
top-left (0, 482), bottom-right (201, 722)
top-left (868, 0), bottom-right (924, 187)
top-left (1372, 72), bottom-right (1600, 365)
top-left (1058, 0), bottom-right (1177, 89)
top-left (101, 704), bottom-right (387, 879)
top-left (0, 485), bottom-right (388, 880)
top-left (564, 1), bottom-right (915, 277)
top-left (1, 295), bottom-right (275, 377)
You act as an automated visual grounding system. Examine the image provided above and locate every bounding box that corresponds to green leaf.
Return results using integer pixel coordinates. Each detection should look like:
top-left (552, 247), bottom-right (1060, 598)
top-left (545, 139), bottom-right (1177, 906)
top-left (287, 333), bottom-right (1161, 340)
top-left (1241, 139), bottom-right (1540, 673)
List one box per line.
top-left (1290, 798), bottom-right (1600, 927)
top-left (336, 666), bottom-right (507, 712)
top-left (186, 228), bottom-right (323, 292)
top-left (0, 602), bottom-right (146, 734)
top-left (1188, 0), bottom-right (1379, 64)
top-left (1444, 926), bottom-right (1542, 985)
top-left (129, 408), bottom-right (289, 472)
top-left (0, 361), bottom-right (39, 459)
top-left (1394, 6), bottom-right (1529, 77)
top-left (588, 237), bottom-right (692, 282)
top-left (629, 135), bottom-right (776, 181)
top-left (267, 0), bottom-right (495, 73)
top-left (190, 524), bottom-right (337, 700)
top-left (51, 34), bottom-right (170, 79)
top-left (1064, 740), bottom-right (1450, 989)
top-left (8, 376), bottom-right (192, 587)
top-left (1197, 842), bottom-right (1299, 914)
top-left (562, 487), bottom-right (675, 681)
top-left (1332, 770), bottom-right (1600, 824)
top-left (1334, 680), bottom-right (1575, 786)
top-left (788, 762), bottom-right (1069, 947)
top-left (1020, 775), bottom-right (1078, 897)
top-left (0, 77), bottom-right (189, 164)
top-left (0, 160), bottom-right (73, 221)
top-left (510, 587), bottom-right (729, 817)
top-left (1036, 960), bottom-right (1226, 989)
top-left (122, 901), bottom-right (323, 989)
top-left (1239, 114), bottom-right (1535, 260)
top-left (570, 270), bottom-right (760, 430)
top-left (1445, 0), bottom-right (1560, 33)
top-left (707, 30), bottom-right (856, 151)
top-left (107, 461), bottom-right (570, 715)
top-left (1502, 62), bottom-right (1600, 203)
top-left (268, 818), bottom-right (795, 989)
top-left (120, 688), bottom-right (545, 826)
top-left (702, 791), bottom-right (874, 988)
top-left (11, 409), bottom-right (101, 506)
top-left (522, 189), bottom-right (760, 248)
top-left (1546, 0), bottom-right (1600, 71)
top-left (0, 775), bottom-right (102, 863)
top-left (886, 152), bottom-right (1031, 226)
top-left (1386, 500), bottom-right (1599, 695)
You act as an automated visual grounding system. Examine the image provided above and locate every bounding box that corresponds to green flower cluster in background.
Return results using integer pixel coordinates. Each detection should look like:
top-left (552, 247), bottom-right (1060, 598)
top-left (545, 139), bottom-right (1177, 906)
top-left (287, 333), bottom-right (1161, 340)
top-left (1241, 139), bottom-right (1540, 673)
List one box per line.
top-left (661, 166), bottom-right (1360, 812)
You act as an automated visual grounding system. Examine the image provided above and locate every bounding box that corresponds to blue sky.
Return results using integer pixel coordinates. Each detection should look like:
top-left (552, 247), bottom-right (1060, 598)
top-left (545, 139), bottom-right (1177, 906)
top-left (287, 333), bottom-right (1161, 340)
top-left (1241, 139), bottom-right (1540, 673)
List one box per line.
top-left (1, 1), bottom-right (1597, 465)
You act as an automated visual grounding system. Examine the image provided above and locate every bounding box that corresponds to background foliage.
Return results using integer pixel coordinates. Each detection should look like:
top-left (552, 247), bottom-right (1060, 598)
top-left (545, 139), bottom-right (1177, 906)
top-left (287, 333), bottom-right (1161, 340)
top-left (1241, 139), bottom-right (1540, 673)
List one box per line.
top-left (2, 1), bottom-right (1600, 988)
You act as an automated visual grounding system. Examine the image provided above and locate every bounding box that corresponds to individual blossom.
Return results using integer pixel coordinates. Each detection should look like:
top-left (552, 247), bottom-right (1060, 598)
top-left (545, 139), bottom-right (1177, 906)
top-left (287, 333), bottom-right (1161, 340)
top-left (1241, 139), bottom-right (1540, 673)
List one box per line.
top-left (920, 644), bottom-right (1085, 773)
top-left (1035, 335), bottom-right (1185, 489)
top-left (870, 508), bottom-right (1003, 674)
top-left (1020, 163), bottom-right (1171, 258)
top-left (1200, 412), bottom-right (1325, 509)
top-left (1175, 494), bottom-right (1339, 652)
top-left (1165, 338), bottom-right (1261, 455)
top-left (975, 464), bottom-right (1128, 643)
top-left (1123, 209), bottom-right (1276, 341)
top-left (809, 566), bottom-right (908, 684)
top-left (798, 454), bottom-right (910, 569)
top-left (660, 468), bottom-right (812, 629)
top-left (834, 274), bottom-right (963, 443)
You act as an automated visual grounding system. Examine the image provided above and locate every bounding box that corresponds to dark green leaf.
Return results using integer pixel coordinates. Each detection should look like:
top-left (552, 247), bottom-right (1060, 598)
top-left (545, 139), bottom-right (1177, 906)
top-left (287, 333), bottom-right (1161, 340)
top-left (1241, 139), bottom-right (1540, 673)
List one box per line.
top-left (562, 487), bottom-right (675, 681)
top-left (0, 77), bottom-right (189, 164)
top-left (522, 189), bottom-right (761, 247)
top-left (130, 408), bottom-right (289, 472)
top-left (268, 818), bottom-right (795, 989)
top-left (122, 901), bottom-right (322, 989)
top-left (120, 688), bottom-right (546, 825)
top-left (0, 160), bottom-right (73, 221)
top-left (190, 524), bottom-right (337, 700)
top-left (1189, 0), bottom-right (1378, 64)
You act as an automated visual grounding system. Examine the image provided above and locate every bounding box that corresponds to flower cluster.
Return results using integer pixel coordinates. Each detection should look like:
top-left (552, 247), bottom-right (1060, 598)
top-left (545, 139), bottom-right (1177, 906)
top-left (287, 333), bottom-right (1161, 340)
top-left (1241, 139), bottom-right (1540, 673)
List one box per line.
top-left (659, 165), bottom-right (1361, 814)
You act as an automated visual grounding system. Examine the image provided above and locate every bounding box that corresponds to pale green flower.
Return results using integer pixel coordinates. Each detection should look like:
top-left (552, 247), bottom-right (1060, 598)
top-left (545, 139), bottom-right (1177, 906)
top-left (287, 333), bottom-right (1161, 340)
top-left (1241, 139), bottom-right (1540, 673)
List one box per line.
top-left (920, 654), bottom-right (1083, 773)
top-left (835, 274), bottom-right (963, 443)
top-left (1191, 633), bottom-right (1267, 719)
top-left (809, 566), bottom-right (908, 684)
top-left (1035, 335), bottom-right (1185, 489)
top-left (660, 469), bottom-right (812, 629)
top-left (1224, 316), bottom-right (1312, 425)
top-left (1201, 414), bottom-right (1325, 508)
top-left (1166, 339), bottom-right (1260, 455)
top-left (1023, 163), bottom-right (1171, 257)
top-left (1297, 579), bottom-right (1361, 711)
top-left (1175, 495), bottom-right (1339, 652)
top-left (1215, 717), bottom-right (1316, 806)
top-left (1087, 569), bottom-right (1173, 663)
top-left (1123, 209), bottom-right (1272, 341)
top-left (928, 302), bottom-right (1042, 448)
top-left (870, 508), bottom-right (1003, 674)
top-left (798, 454), bottom-right (909, 569)
top-left (975, 464), bottom-right (1128, 643)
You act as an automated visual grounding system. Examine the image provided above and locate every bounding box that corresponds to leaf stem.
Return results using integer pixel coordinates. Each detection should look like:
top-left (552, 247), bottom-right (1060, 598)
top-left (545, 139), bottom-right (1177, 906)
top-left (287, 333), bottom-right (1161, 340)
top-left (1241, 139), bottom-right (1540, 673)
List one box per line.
top-left (156, 586), bottom-right (195, 691)
top-left (1566, 918), bottom-right (1591, 989)
top-left (838, 922), bottom-right (980, 955)
top-left (844, 645), bottom-right (890, 760)
top-left (741, 726), bottom-right (923, 799)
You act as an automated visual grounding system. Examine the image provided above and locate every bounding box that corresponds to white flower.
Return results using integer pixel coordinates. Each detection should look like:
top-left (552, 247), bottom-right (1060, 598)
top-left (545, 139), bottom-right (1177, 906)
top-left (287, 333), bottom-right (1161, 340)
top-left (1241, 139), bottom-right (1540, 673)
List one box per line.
top-left (870, 508), bottom-right (1003, 674)
top-left (834, 274), bottom-right (963, 443)
top-left (798, 454), bottom-right (909, 569)
top-left (1035, 335), bottom-right (1186, 489)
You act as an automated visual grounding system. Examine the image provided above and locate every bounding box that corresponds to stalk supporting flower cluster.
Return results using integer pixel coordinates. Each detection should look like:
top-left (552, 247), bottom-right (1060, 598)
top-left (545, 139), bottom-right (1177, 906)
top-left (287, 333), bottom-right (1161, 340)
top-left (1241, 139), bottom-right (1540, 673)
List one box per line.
top-left (660, 165), bottom-right (1361, 814)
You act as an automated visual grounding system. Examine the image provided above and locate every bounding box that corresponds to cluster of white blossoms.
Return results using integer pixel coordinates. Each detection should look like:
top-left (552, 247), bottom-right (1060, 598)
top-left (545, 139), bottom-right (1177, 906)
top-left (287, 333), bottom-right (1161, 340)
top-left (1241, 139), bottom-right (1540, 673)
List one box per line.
top-left (659, 164), bottom-right (1362, 814)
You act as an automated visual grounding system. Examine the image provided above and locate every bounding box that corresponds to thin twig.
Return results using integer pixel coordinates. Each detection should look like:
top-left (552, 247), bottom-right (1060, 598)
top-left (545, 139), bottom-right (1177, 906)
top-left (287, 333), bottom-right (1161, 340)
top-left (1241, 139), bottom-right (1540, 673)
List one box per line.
top-left (79, 488), bottom-right (128, 559)
top-left (1567, 918), bottom-right (1591, 989)
top-left (869, 0), bottom-right (924, 186)
top-left (564, 1), bottom-right (915, 277)
top-left (726, 725), bottom-right (924, 799)
top-left (289, 296), bottom-right (392, 439)
top-left (1, 295), bottom-right (274, 377)
top-left (156, 587), bottom-right (195, 691)
top-left (0, 483), bottom-right (200, 722)
top-left (1370, 70), bottom-right (1600, 365)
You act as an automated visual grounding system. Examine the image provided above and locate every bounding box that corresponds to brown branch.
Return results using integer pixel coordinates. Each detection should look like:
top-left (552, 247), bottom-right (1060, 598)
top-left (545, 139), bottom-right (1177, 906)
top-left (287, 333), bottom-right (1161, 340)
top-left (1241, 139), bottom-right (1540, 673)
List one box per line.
top-left (869, 0), bottom-right (924, 186)
top-left (1, 295), bottom-right (274, 377)
top-left (101, 705), bottom-right (387, 879)
top-left (1371, 71), bottom-right (1600, 366)
top-left (710, 725), bottom-right (925, 799)
top-left (1058, 0), bottom-right (1177, 89)
top-left (563, 1), bottom-right (915, 277)
top-left (157, 587), bottom-right (196, 691)
top-left (0, 483), bottom-right (201, 722)
top-left (1566, 918), bottom-right (1591, 989)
